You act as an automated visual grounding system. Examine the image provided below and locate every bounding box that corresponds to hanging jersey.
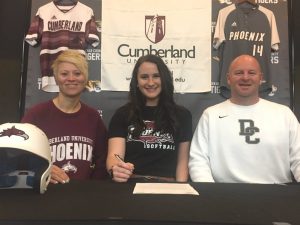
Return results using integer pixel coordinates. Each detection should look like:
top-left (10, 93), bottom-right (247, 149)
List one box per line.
top-left (25, 1), bottom-right (99, 92)
top-left (213, 3), bottom-right (280, 98)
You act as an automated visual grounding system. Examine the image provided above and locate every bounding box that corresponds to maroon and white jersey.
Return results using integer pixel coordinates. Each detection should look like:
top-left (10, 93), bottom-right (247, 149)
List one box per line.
top-left (21, 100), bottom-right (108, 180)
top-left (25, 1), bottom-right (99, 92)
top-left (213, 3), bottom-right (280, 98)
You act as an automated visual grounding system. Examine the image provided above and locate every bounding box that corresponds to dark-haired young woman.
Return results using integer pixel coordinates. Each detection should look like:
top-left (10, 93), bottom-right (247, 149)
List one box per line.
top-left (106, 54), bottom-right (192, 182)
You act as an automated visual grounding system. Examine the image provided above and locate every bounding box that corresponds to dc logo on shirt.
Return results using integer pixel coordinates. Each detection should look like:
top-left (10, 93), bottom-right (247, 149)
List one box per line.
top-left (238, 119), bottom-right (260, 144)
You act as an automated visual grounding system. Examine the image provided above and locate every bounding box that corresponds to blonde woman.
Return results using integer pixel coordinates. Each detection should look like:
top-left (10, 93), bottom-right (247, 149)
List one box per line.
top-left (22, 50), bottom-right (108, 184)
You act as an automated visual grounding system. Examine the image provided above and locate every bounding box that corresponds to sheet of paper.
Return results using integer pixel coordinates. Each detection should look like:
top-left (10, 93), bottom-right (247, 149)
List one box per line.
top-left (133, 183), bottom-right (199, 195)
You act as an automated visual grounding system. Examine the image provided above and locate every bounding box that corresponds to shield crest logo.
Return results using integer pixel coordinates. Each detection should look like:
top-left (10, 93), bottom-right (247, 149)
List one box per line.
top-left (145, 15), bottom-right (165, 44)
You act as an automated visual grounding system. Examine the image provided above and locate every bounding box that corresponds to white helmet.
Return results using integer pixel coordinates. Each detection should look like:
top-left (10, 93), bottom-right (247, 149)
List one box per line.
top-left (0, 123), bottom-right (51, 194)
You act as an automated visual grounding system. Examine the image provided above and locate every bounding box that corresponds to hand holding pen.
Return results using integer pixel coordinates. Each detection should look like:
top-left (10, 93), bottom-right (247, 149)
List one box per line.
top-left (113, 154), bottom-right (175, 182)
top-left (110, 154), bottom-right (135, 182)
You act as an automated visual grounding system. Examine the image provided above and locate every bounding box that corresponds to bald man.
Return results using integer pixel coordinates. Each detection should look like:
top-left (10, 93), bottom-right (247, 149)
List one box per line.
top-left (189, 55), bottom-right (300, 184)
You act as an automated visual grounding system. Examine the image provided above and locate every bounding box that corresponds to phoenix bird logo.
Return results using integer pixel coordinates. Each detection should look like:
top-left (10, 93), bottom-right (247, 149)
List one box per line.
top-left (128, 121), bottom-right (174, 147)
top-left (62, 161), bottom-right (77, 173)
top-left (0, 126), bottom-right (29, 140)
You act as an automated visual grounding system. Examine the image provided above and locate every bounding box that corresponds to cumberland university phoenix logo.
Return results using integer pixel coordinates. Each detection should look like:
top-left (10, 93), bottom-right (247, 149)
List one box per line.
top-left (127, 121), bottom-right (175, 150)
top-left (0, 126), bottom-right (29, 140)
top-left (145, 15), bottom-right (165, 44)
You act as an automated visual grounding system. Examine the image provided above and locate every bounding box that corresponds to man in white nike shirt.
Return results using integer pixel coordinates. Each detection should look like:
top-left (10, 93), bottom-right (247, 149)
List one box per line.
top-left (189, 54), bottom-right (300, 184)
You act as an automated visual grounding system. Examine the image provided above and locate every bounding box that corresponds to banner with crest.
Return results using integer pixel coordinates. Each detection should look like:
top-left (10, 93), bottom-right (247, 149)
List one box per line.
top-left (101, 0), bottom-right (212, 93)
top-left (25, 0), bottom-right (290, 130)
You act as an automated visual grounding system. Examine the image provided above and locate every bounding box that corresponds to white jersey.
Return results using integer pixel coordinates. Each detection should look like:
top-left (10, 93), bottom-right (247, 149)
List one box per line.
top-left (189, 99), bottom-right (300, 184)
top-left (25, 1), bottom-right (99, 92)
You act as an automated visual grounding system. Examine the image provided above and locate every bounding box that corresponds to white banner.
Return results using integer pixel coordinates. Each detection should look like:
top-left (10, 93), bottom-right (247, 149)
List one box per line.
top-left (101, 0), bottom-right (212, 93)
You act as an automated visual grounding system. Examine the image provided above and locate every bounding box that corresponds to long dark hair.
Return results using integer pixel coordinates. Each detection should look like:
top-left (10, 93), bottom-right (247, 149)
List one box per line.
top-left (127, 54), bottom-right (179, 137)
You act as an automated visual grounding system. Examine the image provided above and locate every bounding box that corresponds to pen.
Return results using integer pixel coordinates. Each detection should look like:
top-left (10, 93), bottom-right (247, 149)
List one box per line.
top-left (114, 154), bottom-right (124, 162)
top-left (114, 154), bottom-right (134, 171)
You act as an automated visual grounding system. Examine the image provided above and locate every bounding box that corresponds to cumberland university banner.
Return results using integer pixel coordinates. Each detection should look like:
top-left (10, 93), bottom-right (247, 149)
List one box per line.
top-left (101, 0), bottom-right (212, 93)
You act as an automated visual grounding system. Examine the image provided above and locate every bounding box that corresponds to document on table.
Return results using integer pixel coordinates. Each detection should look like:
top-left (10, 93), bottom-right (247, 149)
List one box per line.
top-left (133, 183), bottom-right (199, 195)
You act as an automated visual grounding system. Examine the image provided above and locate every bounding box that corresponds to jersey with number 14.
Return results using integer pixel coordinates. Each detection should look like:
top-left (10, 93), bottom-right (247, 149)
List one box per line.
top-left (213, 4), bottom-right (280, 98)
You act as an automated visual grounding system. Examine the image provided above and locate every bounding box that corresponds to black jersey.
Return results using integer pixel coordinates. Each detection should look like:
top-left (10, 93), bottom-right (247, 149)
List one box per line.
top-left (213, 3), bottom-right (280, 98)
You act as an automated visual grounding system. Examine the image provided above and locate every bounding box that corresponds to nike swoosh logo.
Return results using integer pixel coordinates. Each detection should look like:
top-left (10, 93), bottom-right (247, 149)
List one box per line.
top-left (219, 115), bottom-right (228, 118)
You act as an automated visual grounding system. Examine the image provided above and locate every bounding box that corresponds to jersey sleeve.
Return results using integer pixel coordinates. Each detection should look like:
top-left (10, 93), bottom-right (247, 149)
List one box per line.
top-left (85, 16), bottom-right (100, 48)
top-left (270, 12), bottom-right (280, 50)
top-left (213, 9), bottom-right (225, 49)
top-left (213, 5), bottom-right (235, 49)
top-left (259, 6), bottom-right (280, 51)
top-left (25, 14), bottom-right (43, 46)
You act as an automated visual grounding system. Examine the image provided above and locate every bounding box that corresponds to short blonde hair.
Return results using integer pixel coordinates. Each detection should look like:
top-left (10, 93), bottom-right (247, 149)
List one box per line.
top-left (51, 50), bottom-right (88, 80)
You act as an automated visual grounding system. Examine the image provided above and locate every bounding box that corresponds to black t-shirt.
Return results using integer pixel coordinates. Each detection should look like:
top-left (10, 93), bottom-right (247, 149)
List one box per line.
top-left (108, 105), bottom-right (192, 178)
